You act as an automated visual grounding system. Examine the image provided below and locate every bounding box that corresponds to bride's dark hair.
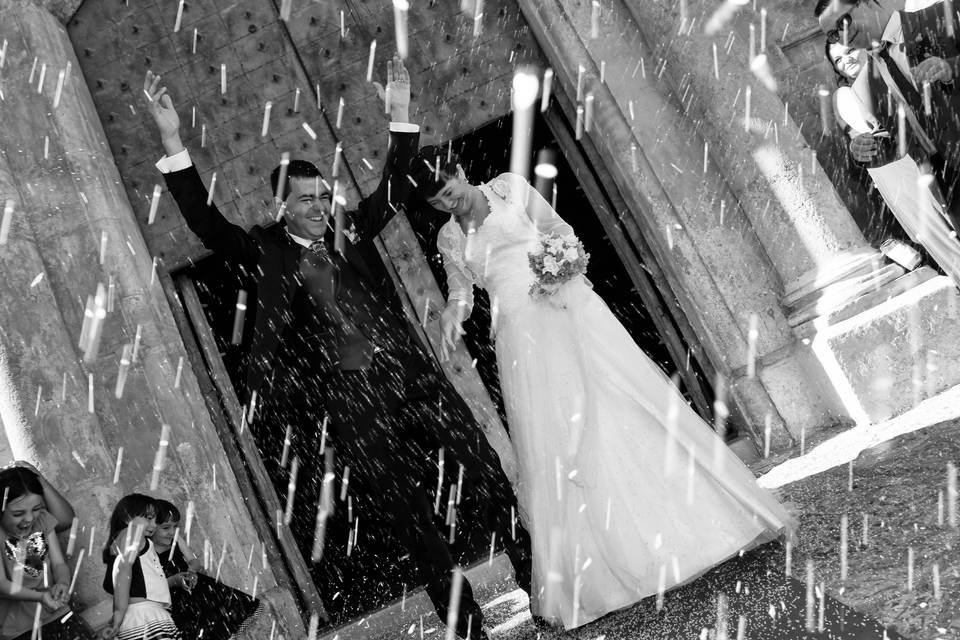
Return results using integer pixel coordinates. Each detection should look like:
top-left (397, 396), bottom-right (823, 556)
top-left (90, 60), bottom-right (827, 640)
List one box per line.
top-left (409, 145), bottom-right (462, 199)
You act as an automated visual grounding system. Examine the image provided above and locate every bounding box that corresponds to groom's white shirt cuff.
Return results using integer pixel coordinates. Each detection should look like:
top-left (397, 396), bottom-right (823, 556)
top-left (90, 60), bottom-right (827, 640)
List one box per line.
top-left (156, 122), bottom-right (420, 173)
top-left (155, 149), bottom-right (192, 173)
top-left (388, 122), bottom-right (419, 133)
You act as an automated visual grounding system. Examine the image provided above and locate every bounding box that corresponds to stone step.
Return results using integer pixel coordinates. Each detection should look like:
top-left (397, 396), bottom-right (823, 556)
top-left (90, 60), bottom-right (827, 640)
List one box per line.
top-left (782, 248), bottom-right (885, 309)
top-left (318, 550), bottom-right (909, 640)
top-left (807, 274), bottom-right (960, 424)
top-left (793, 266), bottom-right (939, 339)
top-left (786, 262), bottom-right (906, 327)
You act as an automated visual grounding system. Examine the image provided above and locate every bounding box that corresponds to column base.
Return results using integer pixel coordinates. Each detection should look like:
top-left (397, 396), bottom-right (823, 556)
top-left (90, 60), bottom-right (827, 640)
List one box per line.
top-left (802, 269), bottom-right (960, 424)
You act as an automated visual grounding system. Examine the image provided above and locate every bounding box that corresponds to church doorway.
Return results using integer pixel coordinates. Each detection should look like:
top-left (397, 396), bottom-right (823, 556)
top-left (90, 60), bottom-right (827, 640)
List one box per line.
top-left (170, 109), bottom-right (726, 631)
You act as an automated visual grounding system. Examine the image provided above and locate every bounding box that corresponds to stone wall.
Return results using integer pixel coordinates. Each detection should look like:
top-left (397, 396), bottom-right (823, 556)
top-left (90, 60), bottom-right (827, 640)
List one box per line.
top-left (0, 2), bottom-right (303, 632)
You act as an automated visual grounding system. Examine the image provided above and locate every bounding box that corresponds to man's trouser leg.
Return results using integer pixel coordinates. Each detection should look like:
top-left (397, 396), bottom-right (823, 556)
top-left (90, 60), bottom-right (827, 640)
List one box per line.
top-left (325, 359), bottom-right (488, 639)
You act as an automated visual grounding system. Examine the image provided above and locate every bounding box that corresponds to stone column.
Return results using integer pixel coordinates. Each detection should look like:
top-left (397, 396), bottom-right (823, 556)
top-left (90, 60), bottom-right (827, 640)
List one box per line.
top-left (625, 0), bottom-right (872, 285)
top-left (0, 2), bottom-right (304, 632)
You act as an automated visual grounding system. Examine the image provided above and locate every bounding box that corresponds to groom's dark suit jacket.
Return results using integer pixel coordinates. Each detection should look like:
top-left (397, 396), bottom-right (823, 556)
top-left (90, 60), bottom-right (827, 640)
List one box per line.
top-left (162, 130), bottom-right (422, 403)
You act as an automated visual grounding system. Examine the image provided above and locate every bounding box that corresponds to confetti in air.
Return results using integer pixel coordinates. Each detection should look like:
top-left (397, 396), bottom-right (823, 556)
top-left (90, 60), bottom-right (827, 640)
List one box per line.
top-left (393, 0), bottom-right (409, 59)
top-left (510, 68), bottom-right (539, 180)
top-left (149, 423), bottom-right (171, 491)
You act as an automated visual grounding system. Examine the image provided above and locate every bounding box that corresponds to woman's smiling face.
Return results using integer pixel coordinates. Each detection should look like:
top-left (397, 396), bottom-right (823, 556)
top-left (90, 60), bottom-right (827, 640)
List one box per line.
top-left (426, 176), bottom-right (476, 216)
top-left (829, 43), bottom-right (865, 80)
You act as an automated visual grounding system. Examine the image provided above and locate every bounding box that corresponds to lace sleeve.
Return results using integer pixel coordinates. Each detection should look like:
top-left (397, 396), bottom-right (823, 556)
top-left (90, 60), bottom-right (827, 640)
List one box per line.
top-left (492, 172), bottom-right (576, 238)
top-left (437, 219), bottom-right (475, 316)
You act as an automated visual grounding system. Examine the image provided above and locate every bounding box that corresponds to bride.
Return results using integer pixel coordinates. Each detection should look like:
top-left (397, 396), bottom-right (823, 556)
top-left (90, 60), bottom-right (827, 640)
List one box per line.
top-left (410, 147), bottom-right (796, 630)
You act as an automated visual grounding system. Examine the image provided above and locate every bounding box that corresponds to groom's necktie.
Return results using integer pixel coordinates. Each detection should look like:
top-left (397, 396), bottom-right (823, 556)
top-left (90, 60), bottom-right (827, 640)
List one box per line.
top-left (298, 240), bottom-right (372, 369)
top-left (299, 239), bottom-right (338, 307)
top-left (308, 239), bottom-right (331, 262)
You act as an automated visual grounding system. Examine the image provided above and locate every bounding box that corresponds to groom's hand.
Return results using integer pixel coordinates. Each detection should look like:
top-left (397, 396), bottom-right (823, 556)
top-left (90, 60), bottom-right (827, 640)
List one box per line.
top-left (142, 70), bottom-right (185, 157)
top-left (373, 54), bottom-right (411, 124)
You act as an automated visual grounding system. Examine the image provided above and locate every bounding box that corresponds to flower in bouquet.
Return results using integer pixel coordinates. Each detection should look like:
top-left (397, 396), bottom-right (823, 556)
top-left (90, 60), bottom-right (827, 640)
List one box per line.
top-left (527, 233), bottom-right (590, 300)
top-left (542, 255), bottom-right (561, 275)
top-left (547, 236), bottom-right (567, 253)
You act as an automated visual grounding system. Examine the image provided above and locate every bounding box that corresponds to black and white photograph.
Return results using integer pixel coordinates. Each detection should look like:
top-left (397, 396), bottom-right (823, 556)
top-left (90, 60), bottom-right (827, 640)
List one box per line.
top-left (0, 0), bottom-right (958, 638)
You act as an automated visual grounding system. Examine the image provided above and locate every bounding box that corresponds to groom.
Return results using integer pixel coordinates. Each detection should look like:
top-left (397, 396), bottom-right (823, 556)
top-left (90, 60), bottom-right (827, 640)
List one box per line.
top-left (141, 59), bottom-right (532, 639)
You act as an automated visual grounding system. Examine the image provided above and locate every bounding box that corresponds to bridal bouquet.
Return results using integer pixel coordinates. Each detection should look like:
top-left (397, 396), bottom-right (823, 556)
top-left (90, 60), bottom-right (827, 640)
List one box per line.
top-left (528, 233), bottom-right (590, 299)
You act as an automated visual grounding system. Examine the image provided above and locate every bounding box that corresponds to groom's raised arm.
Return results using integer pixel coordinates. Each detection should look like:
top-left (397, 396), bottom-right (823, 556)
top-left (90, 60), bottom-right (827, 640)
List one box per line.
top-left (141, 71), bottom-right (260, 271)
top-left (349, 127), bottom-right (419, 240)
top-left (347, 55), bottom-right (420, 241)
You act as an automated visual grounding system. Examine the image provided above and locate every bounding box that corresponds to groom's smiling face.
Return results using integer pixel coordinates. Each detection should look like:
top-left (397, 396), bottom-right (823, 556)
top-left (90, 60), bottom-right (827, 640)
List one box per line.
top-left (282, 176), bottom-right (333, 240)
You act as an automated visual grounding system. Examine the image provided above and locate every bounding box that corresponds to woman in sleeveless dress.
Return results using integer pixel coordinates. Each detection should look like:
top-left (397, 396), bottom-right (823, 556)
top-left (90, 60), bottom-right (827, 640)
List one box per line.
top-left (410, 148), bottom-right (796, 630)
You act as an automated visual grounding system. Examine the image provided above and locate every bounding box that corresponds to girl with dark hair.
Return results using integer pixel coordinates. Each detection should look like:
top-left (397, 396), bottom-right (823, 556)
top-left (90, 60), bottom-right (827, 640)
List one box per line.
top-left (0, 467), bottom-right (92, 640)
top-left (150, 499), bottom-right (262, 640)
top-left (409, 147), bottom-right (796, 629)
top-left (101, 494), bottom-right (180, 639)
top-left (5, 461), bottom-right (75, 534)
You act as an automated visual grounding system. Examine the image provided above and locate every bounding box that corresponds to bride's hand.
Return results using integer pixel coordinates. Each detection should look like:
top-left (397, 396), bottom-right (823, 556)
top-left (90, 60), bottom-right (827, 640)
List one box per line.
top-left (439, 303), bottom-right (466, 361)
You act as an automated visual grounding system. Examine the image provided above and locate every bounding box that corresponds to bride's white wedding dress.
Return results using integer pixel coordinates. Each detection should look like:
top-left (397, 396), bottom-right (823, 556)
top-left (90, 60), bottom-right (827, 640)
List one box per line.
top-left (437, 173), bottom-right (796, 629)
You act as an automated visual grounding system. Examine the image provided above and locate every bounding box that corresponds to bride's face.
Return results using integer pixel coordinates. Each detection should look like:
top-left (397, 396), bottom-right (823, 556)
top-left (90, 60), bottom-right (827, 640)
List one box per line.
top-left (426, 176), bottom-right (476, 216)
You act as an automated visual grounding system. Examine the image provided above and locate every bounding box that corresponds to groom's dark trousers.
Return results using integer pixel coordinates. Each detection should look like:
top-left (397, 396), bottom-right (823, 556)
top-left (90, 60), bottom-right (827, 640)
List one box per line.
top-left (161, 128), bottom-right (531, 638)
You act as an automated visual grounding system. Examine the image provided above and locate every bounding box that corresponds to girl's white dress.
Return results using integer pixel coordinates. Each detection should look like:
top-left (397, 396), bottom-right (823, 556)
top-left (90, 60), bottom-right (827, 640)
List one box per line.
top-left (437, 173), bottom-right (796, 629)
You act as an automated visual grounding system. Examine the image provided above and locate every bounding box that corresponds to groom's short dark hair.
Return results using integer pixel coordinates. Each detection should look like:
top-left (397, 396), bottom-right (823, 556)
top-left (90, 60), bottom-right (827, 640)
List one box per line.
top-left (270, 159), bottom-right (323, 201)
